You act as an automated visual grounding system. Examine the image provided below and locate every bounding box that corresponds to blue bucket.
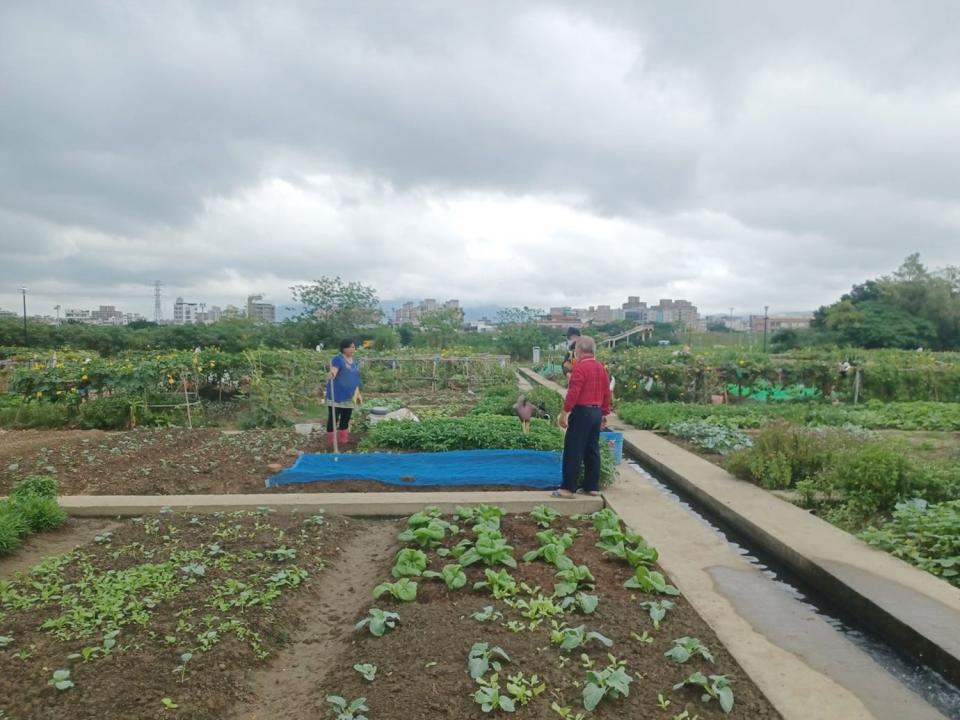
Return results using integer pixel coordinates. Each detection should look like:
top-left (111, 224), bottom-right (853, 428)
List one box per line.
top-left (600, 430), bottom-right (623, 465)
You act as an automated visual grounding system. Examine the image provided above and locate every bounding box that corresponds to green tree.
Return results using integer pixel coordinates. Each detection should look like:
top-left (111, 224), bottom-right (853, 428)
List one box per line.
top-left (419, 308), bottom-right (463, 349)
top-left (291, 277), bottom-right (382, 346)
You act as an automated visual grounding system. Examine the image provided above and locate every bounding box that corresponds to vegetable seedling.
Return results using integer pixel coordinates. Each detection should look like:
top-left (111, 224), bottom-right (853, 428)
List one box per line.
top-left (355, 608), bottom-right (400, 637)
top-left (423, 563), bottom-right (467, 589)
top-left (468, 642), bottom-right (511, 679)
top-left (391, 549), bottom-right (428, 578)
top-left (326, 695), bottom-right (369, 720)
top-left (638, 599), bottom-right (675, 629)
top-left (354, 663), bottom-right (377, 682)
top-left (624, 566), bottom-right (680, 596)
top-left (49, 669), bottom-right (74, 691)
top-left (471, 606), bottom-right (503, 622)
top-left (582, 656), bottom-right (633, 711)
top-left (665, 637), bottom-right (715, 665)
top-left (549, 623), bottom-right (613, 652)
top-left (673, 672), bottom-right (734, 714)
top-left (161, 698), bottom-right (179, 710)
top-left (473, 673), bottom-right (516, 714)
top-left (373, 578), bottom-right (418, 602)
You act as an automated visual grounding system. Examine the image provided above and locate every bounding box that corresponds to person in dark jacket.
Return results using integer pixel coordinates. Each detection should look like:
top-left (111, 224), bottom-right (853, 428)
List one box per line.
top-left (561, 326), bottom-right (581, 377)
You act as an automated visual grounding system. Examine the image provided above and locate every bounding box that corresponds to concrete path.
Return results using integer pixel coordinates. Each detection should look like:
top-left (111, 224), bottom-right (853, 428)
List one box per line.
top-left (607, 465), bottom-right (948, 720)
top-left (56, 491), bottom-right (601, 517)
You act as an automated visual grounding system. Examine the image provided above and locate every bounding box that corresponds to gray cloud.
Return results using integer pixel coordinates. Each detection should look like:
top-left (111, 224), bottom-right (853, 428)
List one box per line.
top-left (1, 0), bottom-right (958, 318)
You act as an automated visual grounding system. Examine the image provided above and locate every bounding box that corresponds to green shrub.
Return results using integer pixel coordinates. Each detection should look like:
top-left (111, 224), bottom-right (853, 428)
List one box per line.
top-left (77, 396), bottom-right (133, 429)
top-left (0, 502), bottom-right (29, 554)
top-left (11, 474), bottom-right (59, 500)
top-left (724, 422), bottom-right (841, 489)
top-left (818, 442), bottom-right (915, 519)
top-left (0, 400), bottom-right (71, 429)
top-left (860, 500), bottom-right (960, 587)
top-left (12, 495), bottom-right (66, 533)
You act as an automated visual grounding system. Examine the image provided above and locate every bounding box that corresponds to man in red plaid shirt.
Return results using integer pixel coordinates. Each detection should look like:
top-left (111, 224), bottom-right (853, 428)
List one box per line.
top-left (554, 335), bottom-right (611, 498)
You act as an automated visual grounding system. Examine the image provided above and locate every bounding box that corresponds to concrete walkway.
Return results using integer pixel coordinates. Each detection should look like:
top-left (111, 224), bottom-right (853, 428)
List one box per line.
top-left (56, 491), bottom-right (602, 517)
top-left (607, 465), bottom-right (948, 720)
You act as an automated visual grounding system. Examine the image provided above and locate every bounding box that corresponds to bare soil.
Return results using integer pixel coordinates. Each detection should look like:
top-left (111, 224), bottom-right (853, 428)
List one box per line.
top-left (226, 519), bottom-right (400, 720)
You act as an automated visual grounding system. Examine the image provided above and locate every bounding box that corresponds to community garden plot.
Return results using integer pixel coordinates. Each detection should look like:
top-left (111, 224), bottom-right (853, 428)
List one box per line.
top-left (0, 509), bottom-right (355, 719)
top-left (317, 505), bottom-right (780, 720)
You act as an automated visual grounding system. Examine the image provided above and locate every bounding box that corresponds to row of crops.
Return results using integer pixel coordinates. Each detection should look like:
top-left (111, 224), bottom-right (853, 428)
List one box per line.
top-left (0, 347), bottom-right (515, 430)
top-left (598, 347), bottom-right (960, 403)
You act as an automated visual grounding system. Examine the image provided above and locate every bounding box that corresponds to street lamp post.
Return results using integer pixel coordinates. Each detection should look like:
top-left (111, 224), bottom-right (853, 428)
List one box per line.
top-left (763, 305), bottom-right (769, 353)
top-left (54, 304), bottom-right (61, 325)
top-left (20, 287), bottom-right (28, 345)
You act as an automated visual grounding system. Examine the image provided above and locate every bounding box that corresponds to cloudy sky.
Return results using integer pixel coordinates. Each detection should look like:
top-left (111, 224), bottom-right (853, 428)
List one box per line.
top-left (1, 1), bottom-right (958, 320)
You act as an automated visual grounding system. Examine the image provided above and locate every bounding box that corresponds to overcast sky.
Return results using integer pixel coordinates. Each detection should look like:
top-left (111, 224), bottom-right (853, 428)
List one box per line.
top-left (1, 1), bottom-right (959, 319)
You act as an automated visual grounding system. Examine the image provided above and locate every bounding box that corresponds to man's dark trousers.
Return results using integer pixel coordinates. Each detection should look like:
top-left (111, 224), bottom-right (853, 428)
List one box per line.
top-left (561, 405), bottom-right (602, 493)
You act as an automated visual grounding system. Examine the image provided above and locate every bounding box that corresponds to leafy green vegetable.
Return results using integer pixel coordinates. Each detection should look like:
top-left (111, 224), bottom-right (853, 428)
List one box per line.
top-left (674, 672), bottom-right (735, 714)
top-left (353, 663), bottom-right (377, 682)
top-left (665, 636), bottom-right (714, 664)
top-left (373, 578), bottom-right (418, 602)
top-left (468, 642), bottom-right (511, 679)
top-left (423, 563), bottom-right (467, 589)
top-left (473, 568), bottom-right (518, 599)
top-left (355, 608), bottom-right (400, 637)
top-left (326, 694), bottom-right (370, 720)
top-left (638, 599), bottom-right (675, 629)
top-left (549, 623), bottom-right (613, 652)
top-left (624, 566), bottom-right (680, 595)
top-left (392, 549), bottom-right (428, 577)
top-left (582, 656), bottom-right (632, 711)
top-left (471, 605), bottom-right (503, 622)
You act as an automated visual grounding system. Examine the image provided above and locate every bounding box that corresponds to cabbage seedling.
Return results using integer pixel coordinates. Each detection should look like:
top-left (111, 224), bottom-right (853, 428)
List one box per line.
top-left (423, 563), bottom-right (467, 589)
top-left (471, 606), bottom-right (503, 622)
top-left (625, 566), bottom-right (680, 596)
top-left (49, 669), bottom-right (74, 691)
top-left (353, 663), bottom-right (377, 682)
top-left (665, 637), bottom-right (714, 664)
top-left (638, 600), bottom-right (675, 629)
top-left (582, 656), bottom-right (632, 711)
top-left (391, 549), bottom-right (428, 577)
top-left (673, 672), bottom-right (734, 714)
top-left (326, 694), bottom-right (369, 720)
top-left (373, 578), bottom-right (418, 602)
top-left (355, 608), bottom-right (400, 637)
top-left (468, 642), bottom-right (511, 679)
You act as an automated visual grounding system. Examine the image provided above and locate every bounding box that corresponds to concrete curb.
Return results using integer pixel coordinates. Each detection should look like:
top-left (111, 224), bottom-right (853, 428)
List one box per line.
top-left (603, 471), bottom-right (949, 720)
top-left (519, 367), bottom-right (960, 689)
top-left (55, 491), bottom-right (602, 517)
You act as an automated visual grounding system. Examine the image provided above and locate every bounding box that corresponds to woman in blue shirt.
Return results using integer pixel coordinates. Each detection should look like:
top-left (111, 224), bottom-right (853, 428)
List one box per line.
top-left (326, 338), bottom-right (362, 445)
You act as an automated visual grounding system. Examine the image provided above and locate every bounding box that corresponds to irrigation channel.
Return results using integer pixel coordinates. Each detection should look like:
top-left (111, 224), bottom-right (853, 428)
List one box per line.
top-left (622, 459), bottom-right (960, 719)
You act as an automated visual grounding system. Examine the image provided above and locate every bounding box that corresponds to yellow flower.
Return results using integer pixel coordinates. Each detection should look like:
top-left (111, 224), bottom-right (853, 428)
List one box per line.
top-left (168, 377), bottom-right (175, 385)
top-left (209, 361), bottom-right (216, 368)
top-left (82, 374), bottom-right (88, 380)
top-left (36, 391), bottom-right (43, 398)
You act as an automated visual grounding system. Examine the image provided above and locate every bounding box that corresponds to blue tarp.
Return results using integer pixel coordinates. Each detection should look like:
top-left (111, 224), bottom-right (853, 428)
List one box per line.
top-left (265, 449), bottom-right (562, 489)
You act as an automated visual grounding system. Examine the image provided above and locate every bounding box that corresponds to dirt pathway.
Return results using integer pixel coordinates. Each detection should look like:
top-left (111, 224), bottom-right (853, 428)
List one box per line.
top-left (226, 519), bottom-right (400, 720)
